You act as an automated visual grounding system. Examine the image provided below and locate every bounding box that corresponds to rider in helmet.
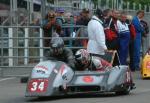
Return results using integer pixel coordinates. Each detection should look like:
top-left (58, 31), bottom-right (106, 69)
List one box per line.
top-left (46, 37), bottom-right (75, 69)
top-left (51, 37), bottom-right (64, 55)
top-left (75, 49), bottom-right (112, 71)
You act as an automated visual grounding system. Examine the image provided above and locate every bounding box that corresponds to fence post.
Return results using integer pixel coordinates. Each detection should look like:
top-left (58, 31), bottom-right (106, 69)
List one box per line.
top-left (106, 0), bottom-right (109, 9)
top-left (139, 4), bottom-right (142, 10)
top-left (99, 0), bottom-right (101, 8)
top-left (114, 0), bottom-right (116, 9)
top-left (144, 5), bottom-right (147, 12)
top-left (127, 2), bottom-right (129, 10)
top-left (40, 28), bottom-right (43, 62)
top-left (24, 28), bottom-right (29, 65)
top-left (133, 2), bottom-right (136, 10)
top-left (69, 17), bottom-right (74, 47)
top-left (8, 28), bottom-right (13, 66)
top-left (0, 68), bottom-right (2, 77)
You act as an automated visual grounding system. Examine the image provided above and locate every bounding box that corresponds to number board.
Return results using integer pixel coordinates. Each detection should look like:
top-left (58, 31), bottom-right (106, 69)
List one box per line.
top-left (146, 61), bottom-right (150, 69)
top-left (28, 79), bottom-right (49, 93)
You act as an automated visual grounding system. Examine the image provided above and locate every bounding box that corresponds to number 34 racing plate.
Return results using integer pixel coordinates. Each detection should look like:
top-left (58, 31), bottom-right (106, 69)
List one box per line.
top-left (27, 79), bottom-right (49, 93)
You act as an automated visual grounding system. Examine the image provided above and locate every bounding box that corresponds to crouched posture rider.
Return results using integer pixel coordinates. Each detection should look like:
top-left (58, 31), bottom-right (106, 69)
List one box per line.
top-left (74, 49), bottom-right (112, 71)
top-left (46, 37), bottom-right (75, 69)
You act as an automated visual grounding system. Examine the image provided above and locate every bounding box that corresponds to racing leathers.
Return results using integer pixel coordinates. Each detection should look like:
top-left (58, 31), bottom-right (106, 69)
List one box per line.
top-left (46, 47), bottom-right (75, 69)
top-left (75, 56), bottom-right (112, 71)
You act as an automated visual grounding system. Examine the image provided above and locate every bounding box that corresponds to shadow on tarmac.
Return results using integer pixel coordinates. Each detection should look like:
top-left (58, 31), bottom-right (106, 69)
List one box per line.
top-left (26, 93), bottom-right (130, 102)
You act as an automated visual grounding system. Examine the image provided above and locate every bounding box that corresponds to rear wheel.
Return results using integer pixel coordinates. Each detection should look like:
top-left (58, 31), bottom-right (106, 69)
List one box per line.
top-left (115, 86), bottom-right (131, 95)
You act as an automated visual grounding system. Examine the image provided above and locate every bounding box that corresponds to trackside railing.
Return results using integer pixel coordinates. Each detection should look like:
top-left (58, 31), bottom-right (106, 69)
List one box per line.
top-left (0, 10), bottom-right (150, 77)
top-left (0, 25), bottom-right (88, 77)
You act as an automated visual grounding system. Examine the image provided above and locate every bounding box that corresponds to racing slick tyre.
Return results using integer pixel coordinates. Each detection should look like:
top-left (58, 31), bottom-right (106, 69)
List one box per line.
top-left (20, 77), bottom-right (29, 83)
top-left (115, 85), bottom-right (131, 95)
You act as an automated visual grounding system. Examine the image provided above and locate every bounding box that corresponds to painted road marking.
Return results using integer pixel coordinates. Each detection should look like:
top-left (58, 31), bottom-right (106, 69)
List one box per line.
top-left (0, 77), bottom-right (15, 82)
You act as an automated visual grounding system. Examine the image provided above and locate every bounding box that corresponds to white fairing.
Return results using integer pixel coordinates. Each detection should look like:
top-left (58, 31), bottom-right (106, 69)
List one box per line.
top-left (53, 65), bottom-right (74, 87)
top-left (107, 66), bottom-right (121, 85)
top-left (107, 65), bottom-right (128, 89)
top-left (31, 61), bottom-right (56, 78)
top-left (31, 60), bottom-right (74, 87)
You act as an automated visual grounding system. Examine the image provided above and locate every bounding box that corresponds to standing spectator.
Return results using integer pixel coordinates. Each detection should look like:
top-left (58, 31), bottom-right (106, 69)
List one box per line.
top-left (64, 12), bottom-right (75, 37)
top-left (42, 11), bottom-right (61, 54)
top-left (87, 8), bottom-right (107, 57)
top-left (75, 8), bottom-right (90, 47)
top-left (140, 20), bottom-right (149, 56)
top-left (64, 12), bottom-right (73, 24)
top-left (76, 8), bottom-right (90, 26)
top-left (117, 11), bottom-right (130, 65)
top-left (55, 8), bottom-right (65, 37)
top-left (130, 10), bottom-right (145, 71)
top-left (56, 8), bottom-right (65, 26)
top-left (104, 10), bottom-right (120, 50)
top-left (140, 20), bottom-right (149, 37)
top-left (73, 12), bottom-right (80, 24)
top-left (103, 9), bottom-right (112, 20)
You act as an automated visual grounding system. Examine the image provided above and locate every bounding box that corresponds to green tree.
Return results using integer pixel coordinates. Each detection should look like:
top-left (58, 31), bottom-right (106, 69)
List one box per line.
top-left (124, 0), bottom-right (150, 10)
top-left (92, 0), bottom-right (98, 7)
top-left (47, 0), bottom-right (54, 4)
top-left (124, 0), bottom-right (150, 5)
top-left (92, 0), bottom-right (107, 8)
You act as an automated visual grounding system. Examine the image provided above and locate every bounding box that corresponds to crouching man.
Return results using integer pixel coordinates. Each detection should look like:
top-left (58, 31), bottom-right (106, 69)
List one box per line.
top-left (74, 49), bottom-right (112, 71)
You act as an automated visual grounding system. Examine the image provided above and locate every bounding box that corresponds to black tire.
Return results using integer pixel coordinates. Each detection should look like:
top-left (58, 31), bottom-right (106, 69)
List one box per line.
top-left (115, 86), bottom-right (131, 95)
top-left (20, 77), bottom-right (29, 83)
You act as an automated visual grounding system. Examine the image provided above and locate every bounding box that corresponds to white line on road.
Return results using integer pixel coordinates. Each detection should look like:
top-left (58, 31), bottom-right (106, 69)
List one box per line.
top-left (0, 77), bottom-right (16, 82)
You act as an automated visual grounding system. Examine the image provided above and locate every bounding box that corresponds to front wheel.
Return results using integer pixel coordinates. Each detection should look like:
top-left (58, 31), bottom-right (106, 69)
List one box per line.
top-left (20, 77), bottom-right (29, 83)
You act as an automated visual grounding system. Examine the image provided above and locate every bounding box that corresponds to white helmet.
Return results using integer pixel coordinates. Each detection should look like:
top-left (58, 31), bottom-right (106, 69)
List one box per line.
top-left (75, 49), bottom-right (90, 65)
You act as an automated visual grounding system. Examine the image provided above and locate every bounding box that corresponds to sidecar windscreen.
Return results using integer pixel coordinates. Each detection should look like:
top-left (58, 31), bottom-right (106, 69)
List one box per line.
top-left (100, 50), bottom-right (120, 66)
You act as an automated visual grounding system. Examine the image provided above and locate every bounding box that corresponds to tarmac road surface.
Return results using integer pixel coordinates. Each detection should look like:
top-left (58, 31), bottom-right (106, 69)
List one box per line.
top-left (0, 71), bottom-right (150, 103)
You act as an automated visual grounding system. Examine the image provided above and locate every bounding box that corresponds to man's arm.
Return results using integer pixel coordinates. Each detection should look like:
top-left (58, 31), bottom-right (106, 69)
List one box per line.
top-left (64, 48), bottom-right (75, 69)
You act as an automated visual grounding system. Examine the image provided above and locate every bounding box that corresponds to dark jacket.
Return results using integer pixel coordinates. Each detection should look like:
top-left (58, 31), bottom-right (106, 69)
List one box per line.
top-left (46, 47), bottom-right (75, 69)
top-left (42, 19), bottom-right (61, 47)
top-left (76, 17), bottom-right (90, 26)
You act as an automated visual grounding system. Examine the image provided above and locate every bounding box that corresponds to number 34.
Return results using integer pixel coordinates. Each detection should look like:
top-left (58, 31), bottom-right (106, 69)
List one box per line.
top-left (31, 82), bottom-right (45, 91)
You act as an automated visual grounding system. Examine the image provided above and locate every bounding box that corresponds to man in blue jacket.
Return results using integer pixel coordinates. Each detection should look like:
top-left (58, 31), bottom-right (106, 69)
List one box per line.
top-left (130, 10), bottom-right (144, 71)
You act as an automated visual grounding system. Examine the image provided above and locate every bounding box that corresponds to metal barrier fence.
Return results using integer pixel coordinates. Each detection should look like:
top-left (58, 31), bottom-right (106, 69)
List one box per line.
top-left (0, 25), bottom-right (88, 77)
top-left (0, 10), bottom-right (150, 77)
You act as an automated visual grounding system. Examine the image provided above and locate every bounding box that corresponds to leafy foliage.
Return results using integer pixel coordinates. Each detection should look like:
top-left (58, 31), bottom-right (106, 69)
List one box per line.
top-left (92, 0), bottom-right (98, 7)
top-left (47, 0), bottom-right (54, 4)
top-left (124, 0), bottom-right (150, 5)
